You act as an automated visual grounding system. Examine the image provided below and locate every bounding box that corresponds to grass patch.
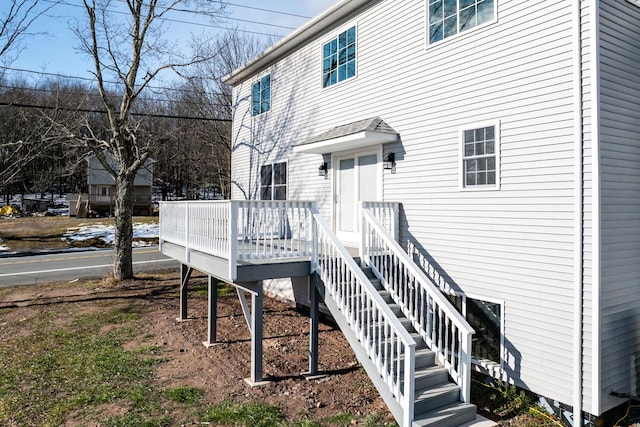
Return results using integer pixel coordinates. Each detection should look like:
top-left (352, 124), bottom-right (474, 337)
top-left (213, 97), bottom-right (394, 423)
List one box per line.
top-left (164, 386), bottom-right (204, 404)
top-left (325, 412), bottom-right (387, 427)
top-left (326, 412), bottom-right (355, 426)
top-left (201, 401), bottom-right (286, 426)
top-left (0, 306), bottom-right (166, 425)
top-left (103, 413), bottom-right (173, 427)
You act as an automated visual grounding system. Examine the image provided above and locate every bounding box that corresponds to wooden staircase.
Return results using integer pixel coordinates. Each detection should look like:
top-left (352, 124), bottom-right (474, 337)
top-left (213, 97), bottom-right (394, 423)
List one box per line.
top-left (359, 264), bottom-right (477, 427)
top-left (319, 261), bottom-right (477, 427)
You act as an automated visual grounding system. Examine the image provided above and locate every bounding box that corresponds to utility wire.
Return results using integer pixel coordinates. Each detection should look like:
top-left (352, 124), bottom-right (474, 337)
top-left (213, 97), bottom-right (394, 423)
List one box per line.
top-left (0, 101), bottom-right (231, 122)
top-left (0, 66), bottom-right (230, 99)
top-left (41, 0), bottom-right (306, 36)
top-left (0, 83), bottom-right (230, 109)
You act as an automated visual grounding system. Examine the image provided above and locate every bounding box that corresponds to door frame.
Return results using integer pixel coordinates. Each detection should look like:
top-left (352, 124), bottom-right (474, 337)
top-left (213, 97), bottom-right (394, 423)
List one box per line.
top-left (331, 145), bottom-right (384, 245)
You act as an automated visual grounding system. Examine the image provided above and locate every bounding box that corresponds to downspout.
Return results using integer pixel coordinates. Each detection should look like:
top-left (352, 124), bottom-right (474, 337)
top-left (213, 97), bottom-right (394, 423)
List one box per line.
top-left (572, 0), bottom-right (584, 422)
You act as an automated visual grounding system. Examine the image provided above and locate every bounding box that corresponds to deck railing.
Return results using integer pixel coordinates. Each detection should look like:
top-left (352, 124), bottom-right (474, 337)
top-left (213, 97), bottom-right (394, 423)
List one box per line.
top-left (310, 206), bottom-right (416, 427)
top-left (361, 201), bottom-right (400, 241)
top-left (159, 200), bottom-right (314, 280)
top-left (361, 208), bottom-right (474, 403)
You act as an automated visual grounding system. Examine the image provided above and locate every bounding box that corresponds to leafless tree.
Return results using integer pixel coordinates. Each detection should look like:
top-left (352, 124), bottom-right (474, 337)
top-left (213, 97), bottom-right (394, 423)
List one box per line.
top-left (54, 0), bottom-right (226, 280)
top-left (0, 1), bottom-right (62, 202)
top-left (183, 31), bottom-right (272, 199)
top-left (0, 0), bottom-right (59, 66)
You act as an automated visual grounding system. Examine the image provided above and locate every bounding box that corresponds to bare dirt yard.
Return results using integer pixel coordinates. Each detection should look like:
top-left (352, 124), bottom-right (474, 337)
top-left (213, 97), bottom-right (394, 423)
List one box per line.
top-left (0, 272), bottom-right (570, 426)
top-left (0, 273), bottom-right (398, 426)
top-left (0, 216), bottom-right (614, 426)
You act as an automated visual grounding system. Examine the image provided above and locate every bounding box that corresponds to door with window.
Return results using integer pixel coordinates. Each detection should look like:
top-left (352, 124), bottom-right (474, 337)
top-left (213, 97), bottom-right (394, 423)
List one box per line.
top-left (334, 151), bottom-right (379, 244)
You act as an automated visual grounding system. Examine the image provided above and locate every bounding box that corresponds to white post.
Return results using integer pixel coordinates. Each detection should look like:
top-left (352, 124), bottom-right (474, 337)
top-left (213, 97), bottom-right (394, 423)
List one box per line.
top-left (228, 201), bottom-right (238, 281)
top-left (185, 202), bottom-right (190, 263)
top-left (461, 331), bottom-right (472, 403)
top-left (403, 343), bottom-right (416, 427)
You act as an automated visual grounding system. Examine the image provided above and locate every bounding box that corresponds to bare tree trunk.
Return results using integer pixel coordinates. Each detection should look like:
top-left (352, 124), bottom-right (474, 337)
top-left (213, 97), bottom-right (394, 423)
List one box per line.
top-left (113, 173), bottom-right (134, 280)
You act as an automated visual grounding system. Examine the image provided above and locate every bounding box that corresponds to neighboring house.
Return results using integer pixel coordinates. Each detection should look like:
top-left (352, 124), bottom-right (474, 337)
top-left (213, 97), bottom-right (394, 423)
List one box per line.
top-left (159, 1), bottom-right (640, 426)
top-left (69, 155), bottom-right (154, 217)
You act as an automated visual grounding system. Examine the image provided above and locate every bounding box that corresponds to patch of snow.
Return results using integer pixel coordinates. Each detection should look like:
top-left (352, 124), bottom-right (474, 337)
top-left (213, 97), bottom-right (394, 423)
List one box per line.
top-left (63, 222), bottom-right (159, 247)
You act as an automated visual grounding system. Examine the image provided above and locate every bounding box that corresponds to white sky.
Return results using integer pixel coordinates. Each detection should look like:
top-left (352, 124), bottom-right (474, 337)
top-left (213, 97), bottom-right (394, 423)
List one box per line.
top-left (2, 0), bottom-right (337, 84)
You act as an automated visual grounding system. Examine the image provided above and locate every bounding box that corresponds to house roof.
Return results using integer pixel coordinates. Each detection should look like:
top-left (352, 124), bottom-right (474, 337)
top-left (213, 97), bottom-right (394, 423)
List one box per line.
top-left (222, 0), bottom-right (377, 86)
top-left (293, 117), bottom-right (398, 154)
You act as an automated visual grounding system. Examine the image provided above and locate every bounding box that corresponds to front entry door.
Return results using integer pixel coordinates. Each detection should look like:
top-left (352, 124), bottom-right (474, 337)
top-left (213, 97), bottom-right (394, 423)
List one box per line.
top-left (335, 152), bottom-right (379, 244)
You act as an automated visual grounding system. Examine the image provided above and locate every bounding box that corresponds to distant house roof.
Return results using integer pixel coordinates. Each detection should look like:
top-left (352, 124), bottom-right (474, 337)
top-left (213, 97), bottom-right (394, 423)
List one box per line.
top-left (222, 0), bottom-right (376, 86)
top-left (293, 117), bottom-right (398, 154)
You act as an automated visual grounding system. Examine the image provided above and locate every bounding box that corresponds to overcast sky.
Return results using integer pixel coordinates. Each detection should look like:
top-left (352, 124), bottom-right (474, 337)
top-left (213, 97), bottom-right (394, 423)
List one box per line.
top-left (2, 0), bottom-right (337, 84)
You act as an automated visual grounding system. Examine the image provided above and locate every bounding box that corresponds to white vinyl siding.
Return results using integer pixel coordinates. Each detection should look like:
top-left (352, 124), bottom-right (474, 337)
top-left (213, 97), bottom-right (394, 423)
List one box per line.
top-left (597, 0), bottom-right (640, 414)
top-left (228, 0), bottom-right (606, 414)
top-left (579, 0), bottom-right (595, 415)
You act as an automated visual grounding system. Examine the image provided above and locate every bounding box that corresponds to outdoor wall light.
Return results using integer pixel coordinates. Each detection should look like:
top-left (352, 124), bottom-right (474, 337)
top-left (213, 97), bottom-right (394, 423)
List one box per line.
top-left (318, 162), bottom-right (328, 178)
top-left (383, 152), bottom-right (395, 171)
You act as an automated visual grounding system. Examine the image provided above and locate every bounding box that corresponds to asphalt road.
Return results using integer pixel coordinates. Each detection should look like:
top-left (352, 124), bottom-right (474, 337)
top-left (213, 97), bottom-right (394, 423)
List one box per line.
top-left (0, 247), bottom-right (179, 287)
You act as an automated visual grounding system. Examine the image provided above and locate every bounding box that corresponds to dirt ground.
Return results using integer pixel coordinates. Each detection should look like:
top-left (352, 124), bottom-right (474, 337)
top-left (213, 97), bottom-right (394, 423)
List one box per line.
top-left (0, 273), bottom-right (397, 425)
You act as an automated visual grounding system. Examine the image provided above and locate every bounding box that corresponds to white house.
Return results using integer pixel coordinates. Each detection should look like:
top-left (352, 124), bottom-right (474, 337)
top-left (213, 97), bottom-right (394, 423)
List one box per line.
top-left (159, 1), bottom-right (640, 426)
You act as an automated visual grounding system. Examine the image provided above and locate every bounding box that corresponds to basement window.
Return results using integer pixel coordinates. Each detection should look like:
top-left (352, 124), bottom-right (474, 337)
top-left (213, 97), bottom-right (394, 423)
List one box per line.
top-left (448, 294), bottom-right (503, 365)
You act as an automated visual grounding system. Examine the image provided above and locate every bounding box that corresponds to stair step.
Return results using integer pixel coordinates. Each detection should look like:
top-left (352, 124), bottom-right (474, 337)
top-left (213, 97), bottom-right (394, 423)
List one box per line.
top-left (370, 317), bottom-right (414, 333)
top-left (414, 383), bottom-right (461, 415)
top-left (412, 402), bottom-right (478, 427)
top-left (378, 290), bottom-right (394, 303)
top-left (412, 365), bottom-right (449, 390)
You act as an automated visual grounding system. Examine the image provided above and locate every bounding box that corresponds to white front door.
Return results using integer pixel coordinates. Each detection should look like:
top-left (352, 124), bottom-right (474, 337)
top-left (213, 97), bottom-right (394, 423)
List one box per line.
top-left (335, 151), bottom-right (380, 244)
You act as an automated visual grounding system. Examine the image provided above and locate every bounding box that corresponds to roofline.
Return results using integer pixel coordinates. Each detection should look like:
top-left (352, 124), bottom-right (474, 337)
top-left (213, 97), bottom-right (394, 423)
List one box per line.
top-left (221, 0), bottom-right (374, 86)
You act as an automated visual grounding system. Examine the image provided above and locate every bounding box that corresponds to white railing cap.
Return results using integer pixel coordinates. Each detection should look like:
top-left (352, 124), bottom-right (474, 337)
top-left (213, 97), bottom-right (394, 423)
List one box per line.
top-left (309, 206), bottom-right (417, 348)
top-left (362, 208), bottom-right (475, 335)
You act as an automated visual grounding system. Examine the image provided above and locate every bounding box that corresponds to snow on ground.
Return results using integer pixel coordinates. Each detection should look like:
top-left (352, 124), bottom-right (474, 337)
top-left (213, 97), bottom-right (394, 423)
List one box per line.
top-left (63, 222), bottom-right (159, 247)
top-left (0, 239), bottom-right (8, 252)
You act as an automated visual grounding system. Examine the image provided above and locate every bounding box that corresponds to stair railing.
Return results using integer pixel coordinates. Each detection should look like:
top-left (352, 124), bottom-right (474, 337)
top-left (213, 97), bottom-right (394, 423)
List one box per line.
top-left (361, 208), bottom-right (475, 403)
top-left (309, 206), bottom-right (416, 427)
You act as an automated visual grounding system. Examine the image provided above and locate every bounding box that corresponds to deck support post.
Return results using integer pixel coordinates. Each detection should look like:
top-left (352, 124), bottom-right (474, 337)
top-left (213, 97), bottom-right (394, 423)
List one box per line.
top-left (250, 284), bottom-right (264, 384)
top-left (178, 264), bottom-right (193, 321)
top-left (203, 275), bottom-right (218, 347)
top-left (308, 275), bottom-right (320, 376)
top-left (238, 281), bottom-right (269, 387)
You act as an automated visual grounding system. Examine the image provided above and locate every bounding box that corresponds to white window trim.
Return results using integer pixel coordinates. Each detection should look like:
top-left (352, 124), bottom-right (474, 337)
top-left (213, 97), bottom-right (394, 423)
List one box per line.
top-left (424, 0), bottom-right (498, 48)
top-left (259, 160), bottom-right (288, 200)
top-left (459, 120), bottom-right (501, 191)
top-left (251, 72), bottom-right (271, 117)
top-left (320, 22), bottom-right (359, 91)
top-left (456, 292), bottom-right (506, 375)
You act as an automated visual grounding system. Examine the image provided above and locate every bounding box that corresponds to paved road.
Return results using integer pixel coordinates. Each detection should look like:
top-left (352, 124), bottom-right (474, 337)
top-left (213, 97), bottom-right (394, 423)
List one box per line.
top-left (0, 247), bottom-right (179, 287)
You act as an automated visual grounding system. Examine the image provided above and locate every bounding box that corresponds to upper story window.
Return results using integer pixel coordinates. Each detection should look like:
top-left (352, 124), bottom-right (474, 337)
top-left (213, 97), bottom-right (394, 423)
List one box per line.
top-left (428, 0), bottom-right (495, 44)
top-left (252, 74), bottom-right (271, 116)
top-left (322, 26), bottom-right (356, 88)
top-left (260, 162), bottom-right (287, 200)
top-left (461, 124), bottom-right (499, 189)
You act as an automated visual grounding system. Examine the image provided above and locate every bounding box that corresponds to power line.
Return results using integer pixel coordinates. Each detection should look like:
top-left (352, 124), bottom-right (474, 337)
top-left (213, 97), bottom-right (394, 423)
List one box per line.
top-left (0, 101), bottom-right (231, 122)
top-left (206, 1), bottom-right (312, 19)
top-left (41, 0), bottom-right (304, 37)
top-left (0, 66), bottom-right (229, 99)
top-left (0, 83), bottom-right (230, 109)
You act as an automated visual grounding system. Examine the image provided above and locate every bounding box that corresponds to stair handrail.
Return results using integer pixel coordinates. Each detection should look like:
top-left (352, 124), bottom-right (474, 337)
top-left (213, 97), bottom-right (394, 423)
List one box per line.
top-left (361, 208), bottom-right (475, 404)
top-left (309, 206), bottom-right (416, 427)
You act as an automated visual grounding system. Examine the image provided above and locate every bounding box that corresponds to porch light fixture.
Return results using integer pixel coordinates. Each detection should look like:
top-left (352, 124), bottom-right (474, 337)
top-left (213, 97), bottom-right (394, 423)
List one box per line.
top-left (318, 162), bottom-right (328, 178)
top-left (383, 152), bottom-right (395, 171)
